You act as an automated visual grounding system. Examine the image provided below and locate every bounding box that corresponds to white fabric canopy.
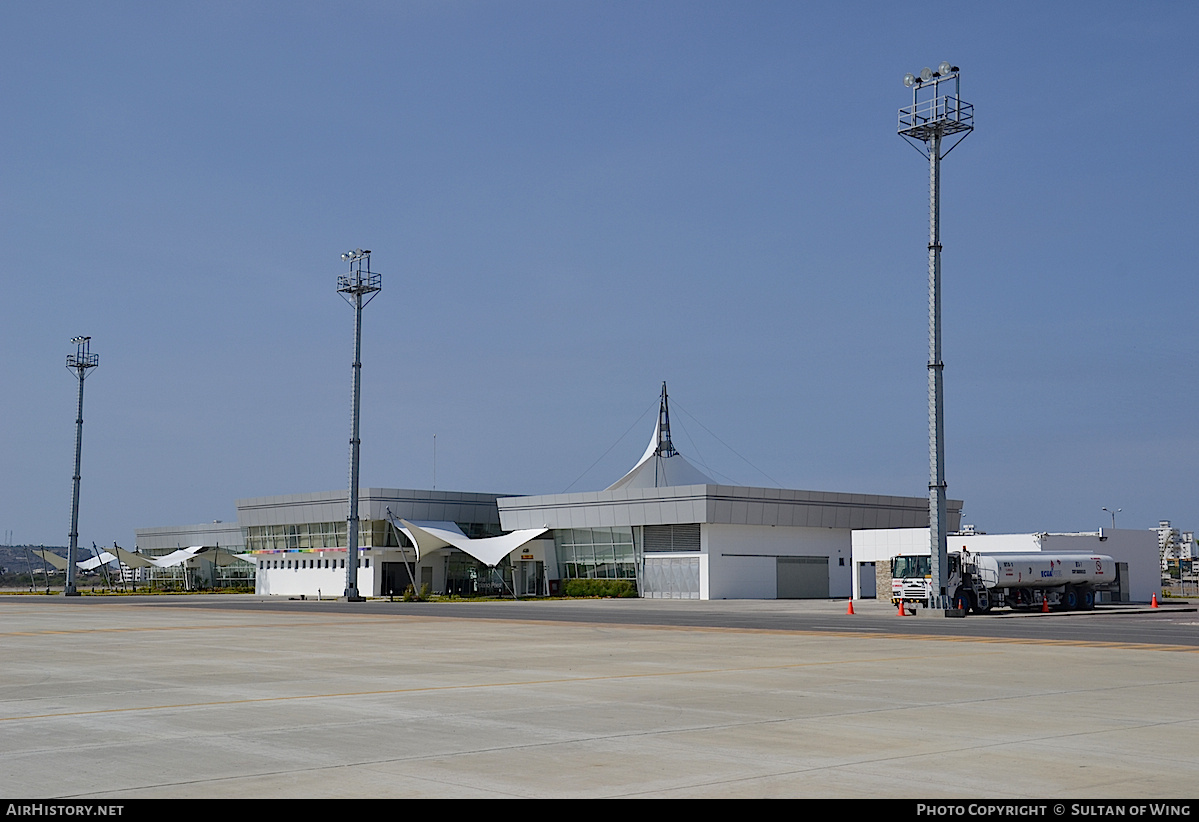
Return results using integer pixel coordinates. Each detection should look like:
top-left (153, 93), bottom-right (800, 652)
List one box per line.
top-left (145, 546), bottom-right (252, 568)
top-left (111, 546), bottom-right (156, 569)
top-left (77, 550), bottom-right (117, 571)
top-left (211, 549), bottom-right (254, 566)
top-left (150, 546), bottom-right (209, 568)
top-left (398, 519), bottom-right (547, 568)
top-left (31, 549), bottom-right (68, 570)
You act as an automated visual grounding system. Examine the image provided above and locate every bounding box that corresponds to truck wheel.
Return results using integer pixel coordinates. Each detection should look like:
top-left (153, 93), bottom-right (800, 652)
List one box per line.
top-left (1062, 586), bottom-right (1079, 610)
top-left (954, 588), bottom-right (973, 614)
top-left (1080, 587), bottom-right (1095, 610)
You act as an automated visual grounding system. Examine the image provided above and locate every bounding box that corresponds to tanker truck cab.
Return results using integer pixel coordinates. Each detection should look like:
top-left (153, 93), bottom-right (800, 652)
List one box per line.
top-left (890, 554), bottom-right (932, 606)
top-left (890, 552), bottom-right (990, 612)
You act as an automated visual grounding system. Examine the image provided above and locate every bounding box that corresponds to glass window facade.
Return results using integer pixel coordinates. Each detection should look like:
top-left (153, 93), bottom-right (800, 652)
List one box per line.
top-left (245, 520), bottom-right (412, 552)
top-left (554, 527), bottom-right (640, 580)
top-left (444, 554), bottom-right (512, 597)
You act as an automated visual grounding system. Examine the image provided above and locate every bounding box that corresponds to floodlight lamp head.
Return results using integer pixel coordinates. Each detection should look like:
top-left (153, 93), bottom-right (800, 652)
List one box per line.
top-left (938, 61), bottom-right (953, 75)
top-left (71, 336), bottom-right (89, 344)
top-left (903, 73), bottom-right (917, 87)
top-left (920, 67), bottom-right (933, 82)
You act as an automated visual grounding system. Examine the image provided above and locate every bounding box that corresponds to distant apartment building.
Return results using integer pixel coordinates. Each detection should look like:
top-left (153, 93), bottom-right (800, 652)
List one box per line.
top-left (1155, 520), bottom-right (1196, 568)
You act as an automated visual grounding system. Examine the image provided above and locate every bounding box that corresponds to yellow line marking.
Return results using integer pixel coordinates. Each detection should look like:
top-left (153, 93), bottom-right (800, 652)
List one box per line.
top-left (3, 604), bottom-right (1196, 653)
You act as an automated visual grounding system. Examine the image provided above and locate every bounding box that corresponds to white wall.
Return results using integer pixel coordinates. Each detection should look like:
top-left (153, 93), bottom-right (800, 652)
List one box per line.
top-left (852, 528), bottom-right (934, 564)
top-left (1041, 530), bottom-right (1159, 603)
top-left (705, 524), bottom-right (851, 599)
top-left (256, 560), bottom-right (368, 598)
top-left (255, 551), bottom-right (380, 598)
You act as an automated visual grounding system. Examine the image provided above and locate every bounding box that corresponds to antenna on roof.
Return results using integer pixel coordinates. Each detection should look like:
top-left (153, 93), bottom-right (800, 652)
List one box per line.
top-left (655, 381), bottom-right (679, 459)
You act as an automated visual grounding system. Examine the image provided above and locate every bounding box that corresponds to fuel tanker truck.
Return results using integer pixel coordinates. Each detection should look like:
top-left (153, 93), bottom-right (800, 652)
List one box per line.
top-left (890, 551), bottom-right (1117, 613)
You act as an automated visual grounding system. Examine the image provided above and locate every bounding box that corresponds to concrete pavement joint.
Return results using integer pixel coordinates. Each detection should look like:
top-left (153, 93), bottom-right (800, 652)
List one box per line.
top-left (0, 649), bottom-right (997, 723)
top-left (45, 683), bottom-right (1199, 800)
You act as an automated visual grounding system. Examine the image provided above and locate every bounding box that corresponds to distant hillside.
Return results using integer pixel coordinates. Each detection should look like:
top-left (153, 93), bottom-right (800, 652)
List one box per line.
top-left (0, 545), bottom-right (68, 575)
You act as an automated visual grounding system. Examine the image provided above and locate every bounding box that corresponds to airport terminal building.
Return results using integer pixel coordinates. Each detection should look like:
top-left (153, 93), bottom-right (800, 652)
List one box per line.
top-left (135, 389), bottom-right (957, 600)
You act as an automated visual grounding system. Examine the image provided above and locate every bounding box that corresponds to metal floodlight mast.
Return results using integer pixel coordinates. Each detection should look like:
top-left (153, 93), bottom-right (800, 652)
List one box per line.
top-left (64, 336), bottom-right (99, 596)
top-left (897, 64), bottom-right (973, 613)
top-left (337, 249), bottom-right (381, 601)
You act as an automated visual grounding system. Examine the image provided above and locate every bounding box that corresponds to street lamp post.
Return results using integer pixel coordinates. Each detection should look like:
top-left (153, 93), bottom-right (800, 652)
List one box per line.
top-left (1103, 507), bottom-right (1121, 529)
top-left (64, 336), bottom-right (99, 597)
top-left (337, 249), bottom-right (381, 601)
top-left (898, 63), bottom-right (973, 612)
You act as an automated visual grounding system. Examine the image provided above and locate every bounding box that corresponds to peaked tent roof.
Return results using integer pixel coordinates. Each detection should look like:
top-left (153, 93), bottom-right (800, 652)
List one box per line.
top-left (606, 384), bottom-right (714, 491)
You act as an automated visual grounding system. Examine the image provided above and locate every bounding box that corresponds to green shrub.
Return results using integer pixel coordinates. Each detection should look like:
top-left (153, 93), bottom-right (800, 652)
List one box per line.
top-left (562, 579), bottom-right (638, 598)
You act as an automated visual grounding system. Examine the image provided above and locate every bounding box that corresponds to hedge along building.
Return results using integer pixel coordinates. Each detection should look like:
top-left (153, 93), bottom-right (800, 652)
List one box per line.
top-left (496, 384), bottom-right (960, 600)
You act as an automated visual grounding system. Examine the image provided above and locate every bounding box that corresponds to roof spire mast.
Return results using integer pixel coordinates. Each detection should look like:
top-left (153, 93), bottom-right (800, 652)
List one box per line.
top-left (655, 381), bottom-right (679, 458)
top-left (606, 383), bottom-right (714, 491)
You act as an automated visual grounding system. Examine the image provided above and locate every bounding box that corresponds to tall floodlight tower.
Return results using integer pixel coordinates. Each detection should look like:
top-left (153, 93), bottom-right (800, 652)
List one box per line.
top-left (337, 248), bottom-right (381, 601)
top-left (64, 336), bottom-right (99, 597)
top-left (898, 63), bottom-right (973, 612)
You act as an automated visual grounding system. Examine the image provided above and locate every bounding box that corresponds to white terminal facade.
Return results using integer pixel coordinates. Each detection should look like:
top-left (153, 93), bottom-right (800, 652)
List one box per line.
top-left (135, 387), bottom-right (1161, 602)
top-left (136, 387), bottom-right (957, 599)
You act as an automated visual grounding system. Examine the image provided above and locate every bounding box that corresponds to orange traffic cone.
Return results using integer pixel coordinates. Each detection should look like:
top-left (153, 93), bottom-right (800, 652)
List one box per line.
top-left (847, 600), bottom-right (855, 615)
top-left (1041, 597), bottom-right (1049, 613)
top-left (1152, 593), bottom-right (1160, 609)
top-left (896, 601), bottom-right (905, 616)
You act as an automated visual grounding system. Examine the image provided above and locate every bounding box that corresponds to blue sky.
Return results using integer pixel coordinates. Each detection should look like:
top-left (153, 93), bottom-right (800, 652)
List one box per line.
top-left (2, 1), bottom-right (1195, 547)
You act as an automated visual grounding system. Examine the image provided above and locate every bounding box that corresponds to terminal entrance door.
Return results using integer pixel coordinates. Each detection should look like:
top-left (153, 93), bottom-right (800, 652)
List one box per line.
top-left (518, 561), bottom-right (544, 596)
top-left (382, 562), bottom-right (415, 597)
